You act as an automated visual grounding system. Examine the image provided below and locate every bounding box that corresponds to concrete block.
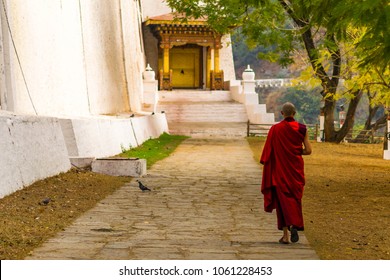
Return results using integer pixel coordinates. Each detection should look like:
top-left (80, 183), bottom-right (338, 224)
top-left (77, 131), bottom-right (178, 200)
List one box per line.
top-left (254, 113), bottom-right (275, 124)
top-left (241, 80), bottom-right (256, 94)
top-left (230, 85), bottom-right (241, 102)
top-left (143, 80), bottom-right (159, 113)
top-left (384, 150), bottom-right (390, 160)
top-left (69, 157), bottom-right (95, 168)
top-left (243, 93), bottom-right (258, 105)
top-left (92, 158), bottom-right (147, 177)
top-left (246, 104), bottom-right (267, 114)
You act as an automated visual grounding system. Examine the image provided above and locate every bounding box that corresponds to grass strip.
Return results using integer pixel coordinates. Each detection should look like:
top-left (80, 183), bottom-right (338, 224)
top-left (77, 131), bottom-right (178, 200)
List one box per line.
top-left (119, 132), bottom-right (189, 168)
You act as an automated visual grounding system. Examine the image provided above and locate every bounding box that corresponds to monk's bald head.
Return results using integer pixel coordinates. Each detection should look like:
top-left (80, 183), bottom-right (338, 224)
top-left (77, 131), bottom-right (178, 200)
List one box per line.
top-left (282, 102), bottom-right (296, 117)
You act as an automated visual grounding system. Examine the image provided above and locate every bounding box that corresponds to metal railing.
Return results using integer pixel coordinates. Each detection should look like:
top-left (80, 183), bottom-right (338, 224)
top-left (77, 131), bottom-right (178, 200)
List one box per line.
top-left (255, 79), bottom-right (294, 88)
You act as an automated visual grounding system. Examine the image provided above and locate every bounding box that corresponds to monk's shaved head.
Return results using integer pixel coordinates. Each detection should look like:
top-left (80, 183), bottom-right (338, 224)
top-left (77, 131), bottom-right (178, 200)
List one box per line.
top-left (282, 102), bottom-right (296, 117)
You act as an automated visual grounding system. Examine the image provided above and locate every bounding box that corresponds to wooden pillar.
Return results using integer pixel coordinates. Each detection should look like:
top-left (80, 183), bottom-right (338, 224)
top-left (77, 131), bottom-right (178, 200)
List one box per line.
top-left (214, 47), bottom-right (220, 72)
top-left (163, 47), bottom-right (170, 74)
top-left (210, 36), bottom-right (223, 90)
top-left (160, 35), bottom-right (172, 90)
top-left (206, 47), bottom-right (212, 89)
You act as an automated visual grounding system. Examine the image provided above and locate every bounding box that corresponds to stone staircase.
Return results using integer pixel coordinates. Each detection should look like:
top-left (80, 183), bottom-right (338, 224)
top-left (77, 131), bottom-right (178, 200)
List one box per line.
top-left (147, 90), bottom-right (248, 138)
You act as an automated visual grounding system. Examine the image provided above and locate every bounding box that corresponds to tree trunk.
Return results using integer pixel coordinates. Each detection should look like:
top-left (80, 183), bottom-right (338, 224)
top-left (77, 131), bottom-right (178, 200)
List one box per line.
top-left (364, 106), bottom-right (380, 130)
top-left (323, 99), bottom-right (336, 142)
top-left (280, 1), bottom-right (363, 143)
top-left (322, 90), bottom-right (363, 143)
top-left (335, 90), bottom-right (363, 142)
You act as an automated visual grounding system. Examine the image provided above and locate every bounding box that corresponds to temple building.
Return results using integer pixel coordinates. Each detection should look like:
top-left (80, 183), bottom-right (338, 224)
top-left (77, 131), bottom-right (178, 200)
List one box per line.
top-left (144, 13), bottom-right (225, 90)
top-left (141, 0), bottom-right (236, 91)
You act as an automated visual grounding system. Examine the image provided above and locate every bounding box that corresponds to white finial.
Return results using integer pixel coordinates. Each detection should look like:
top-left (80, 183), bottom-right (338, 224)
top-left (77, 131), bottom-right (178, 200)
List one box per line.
top-left (143, 64), bottom-right (155, 80)
top-left (242, 64), bottom-right (255, 80)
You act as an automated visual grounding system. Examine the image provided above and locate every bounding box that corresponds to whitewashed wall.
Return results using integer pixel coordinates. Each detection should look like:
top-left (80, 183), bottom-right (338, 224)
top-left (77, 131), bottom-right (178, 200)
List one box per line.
top-left (0, 112), bottom-right (169, 199)
top-left (141, 0), bottom-right (171, 20)
top-left (0, 112), bottom-right (71, 198)
top-left (0, 0), bottom-right (145, 116)
top-left (220, 34), bottom-right (236, 81)
top-left (0, 0), bottom-right (170, 198)
top-left (121, 0), bottom-right (145, 113)
top-left (131, 113), bottom-right (170, 144)
top-left (59, 113), bottom-right (169, 158)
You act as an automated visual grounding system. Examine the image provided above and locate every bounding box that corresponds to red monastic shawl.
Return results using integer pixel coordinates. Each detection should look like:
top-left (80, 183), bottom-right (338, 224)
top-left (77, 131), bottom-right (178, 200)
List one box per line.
top-left (260, 119), bottom-right (306, 229)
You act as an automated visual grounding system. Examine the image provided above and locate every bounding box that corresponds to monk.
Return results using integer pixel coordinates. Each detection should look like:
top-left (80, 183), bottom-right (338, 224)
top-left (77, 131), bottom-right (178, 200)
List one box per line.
top-left (260, 102), bottom-right (312, 244)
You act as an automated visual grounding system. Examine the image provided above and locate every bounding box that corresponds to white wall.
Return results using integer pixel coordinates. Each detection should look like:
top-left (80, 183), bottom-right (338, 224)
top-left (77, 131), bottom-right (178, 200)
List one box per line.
top-left (0, 0), bottom-right (145, 116)
top-left (0, 112), bottom-right (169, 199)
top-left (121, 0), bottom-right (145, 113)
top-left (220, 35), bottom-right (236, 81)
top-left (0, 112), bottom-right (71, 198)
top-left (141, 0), bottom-right (172, 20)
top-left (60, 113), bottom-right (169, 158)
top-left (0, 1), bottom-right (170, 199)
top-left (131, 113), bottom-right (169, 144)
top-left (1, 0), bottom-right (89, 115)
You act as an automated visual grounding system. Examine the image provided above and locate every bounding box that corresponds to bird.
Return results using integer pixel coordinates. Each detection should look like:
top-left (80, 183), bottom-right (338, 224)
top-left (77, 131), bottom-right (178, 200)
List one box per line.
top-left (130, 114), bottom-right (135, 118)
top-left (136, 180), bottom-right (151, 191)
top-left (151, 112), bottom-right (155, 115)
top-left (39, 197), bottom-right (51, 206)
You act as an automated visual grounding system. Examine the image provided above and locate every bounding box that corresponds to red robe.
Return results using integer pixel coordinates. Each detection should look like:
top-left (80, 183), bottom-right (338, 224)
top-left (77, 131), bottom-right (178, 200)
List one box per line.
top-left (260, 118), bottom-right (306, 230)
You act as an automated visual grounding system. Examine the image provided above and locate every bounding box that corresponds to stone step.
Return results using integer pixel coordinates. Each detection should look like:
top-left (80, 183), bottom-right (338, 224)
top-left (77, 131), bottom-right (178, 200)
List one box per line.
top-left (159, 90), bottom-right (232, 102)
top-left (157, 100), bottom-right (248, 123)
top-left (145, 90), bottom-right (250, 135)
top-left (168, 122), bottom-right (247, 138)
top-left (165, 116), bottom-right (248, 123)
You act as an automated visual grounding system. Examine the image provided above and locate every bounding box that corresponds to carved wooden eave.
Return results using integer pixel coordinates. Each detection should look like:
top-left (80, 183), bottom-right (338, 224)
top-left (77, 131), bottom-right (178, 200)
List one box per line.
top-left (144, 13), bottom-right (222, 49)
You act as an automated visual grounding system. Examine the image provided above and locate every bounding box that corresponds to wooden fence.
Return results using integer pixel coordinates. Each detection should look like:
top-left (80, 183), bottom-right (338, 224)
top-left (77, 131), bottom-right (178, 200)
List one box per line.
top-left (247, 121), bottom-right (318, 140)
top-left (345, 129), bottom-right (384, 143)
top-left (247, 121), bottom-right (384, 143)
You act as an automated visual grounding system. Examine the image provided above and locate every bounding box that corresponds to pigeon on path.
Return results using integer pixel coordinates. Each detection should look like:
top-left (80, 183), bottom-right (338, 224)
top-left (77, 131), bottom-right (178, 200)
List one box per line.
top-left (39, 198), bottom-right (51, 205)
top-left (136, 180), bottom-right (151, 191)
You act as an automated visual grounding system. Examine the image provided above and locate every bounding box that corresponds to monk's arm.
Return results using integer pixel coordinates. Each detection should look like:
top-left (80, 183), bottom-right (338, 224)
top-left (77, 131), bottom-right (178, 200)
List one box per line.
top-left (302, 132), bottom-right (312, 155)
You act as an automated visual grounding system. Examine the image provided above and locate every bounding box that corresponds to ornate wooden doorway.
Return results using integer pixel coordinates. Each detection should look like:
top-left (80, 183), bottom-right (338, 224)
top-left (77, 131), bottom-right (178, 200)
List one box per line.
top-left (145, 13), bottom-right (224, 91)
top-left (167, 45), bottom-right (201, 88)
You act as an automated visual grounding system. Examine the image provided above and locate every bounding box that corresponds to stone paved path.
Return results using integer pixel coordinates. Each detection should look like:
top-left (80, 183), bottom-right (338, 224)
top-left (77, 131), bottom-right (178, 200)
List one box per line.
top-left (26, 138), bottom-right (318, 260)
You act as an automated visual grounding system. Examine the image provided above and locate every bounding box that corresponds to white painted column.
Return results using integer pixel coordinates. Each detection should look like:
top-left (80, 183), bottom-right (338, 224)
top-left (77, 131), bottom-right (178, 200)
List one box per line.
top-left (0, 0), bottom-right (14, 112)
top-left (241, 65), bottom-right (257, 104)
top-left (241, 65), bottom-right (274, 124)
top-left (318, 111), bottom-right (325, 142)
top-left (142, 64), bottom-right (158, 113)
top-left (384, 114), bottom-right (390, 160)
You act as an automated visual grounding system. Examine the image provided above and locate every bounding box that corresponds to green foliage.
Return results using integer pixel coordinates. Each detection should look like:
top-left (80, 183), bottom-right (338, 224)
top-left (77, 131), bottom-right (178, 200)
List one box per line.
top-left (278, 87), bottom-right (322, 123)
top-left (231, 29), bottom-right (272, 70)
top-left (327, 0), bottom-right (390, 69)
top-left (168, 0), bottom-right (389, 142)
top-left (167, 0), bottom-right (389, 100)
top-left (119, 133), bottom-right (189, 168)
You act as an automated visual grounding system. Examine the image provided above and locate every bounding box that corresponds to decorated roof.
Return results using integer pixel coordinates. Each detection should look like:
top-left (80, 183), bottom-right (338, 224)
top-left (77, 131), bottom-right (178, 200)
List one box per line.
top-left (145, 12), bottom-right (208, 26)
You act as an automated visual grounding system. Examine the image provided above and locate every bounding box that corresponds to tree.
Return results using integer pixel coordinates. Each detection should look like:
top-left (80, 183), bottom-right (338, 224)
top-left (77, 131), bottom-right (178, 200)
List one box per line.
top-left (321, 0), bottom-right (390, 70)
top-left (279, 87), bottom-right (322, 124)
top-left (166, 0), bottom-right (390, 143)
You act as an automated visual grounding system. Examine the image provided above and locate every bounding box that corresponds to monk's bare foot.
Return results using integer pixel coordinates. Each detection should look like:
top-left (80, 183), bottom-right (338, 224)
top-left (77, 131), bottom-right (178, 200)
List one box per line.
top-left (279, 237), bottom-right (289, 244)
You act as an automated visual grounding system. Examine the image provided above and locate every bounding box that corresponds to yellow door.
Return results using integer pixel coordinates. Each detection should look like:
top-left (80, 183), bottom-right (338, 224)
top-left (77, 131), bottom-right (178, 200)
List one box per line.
top-left (169, 47), bottom-right (200, 88)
